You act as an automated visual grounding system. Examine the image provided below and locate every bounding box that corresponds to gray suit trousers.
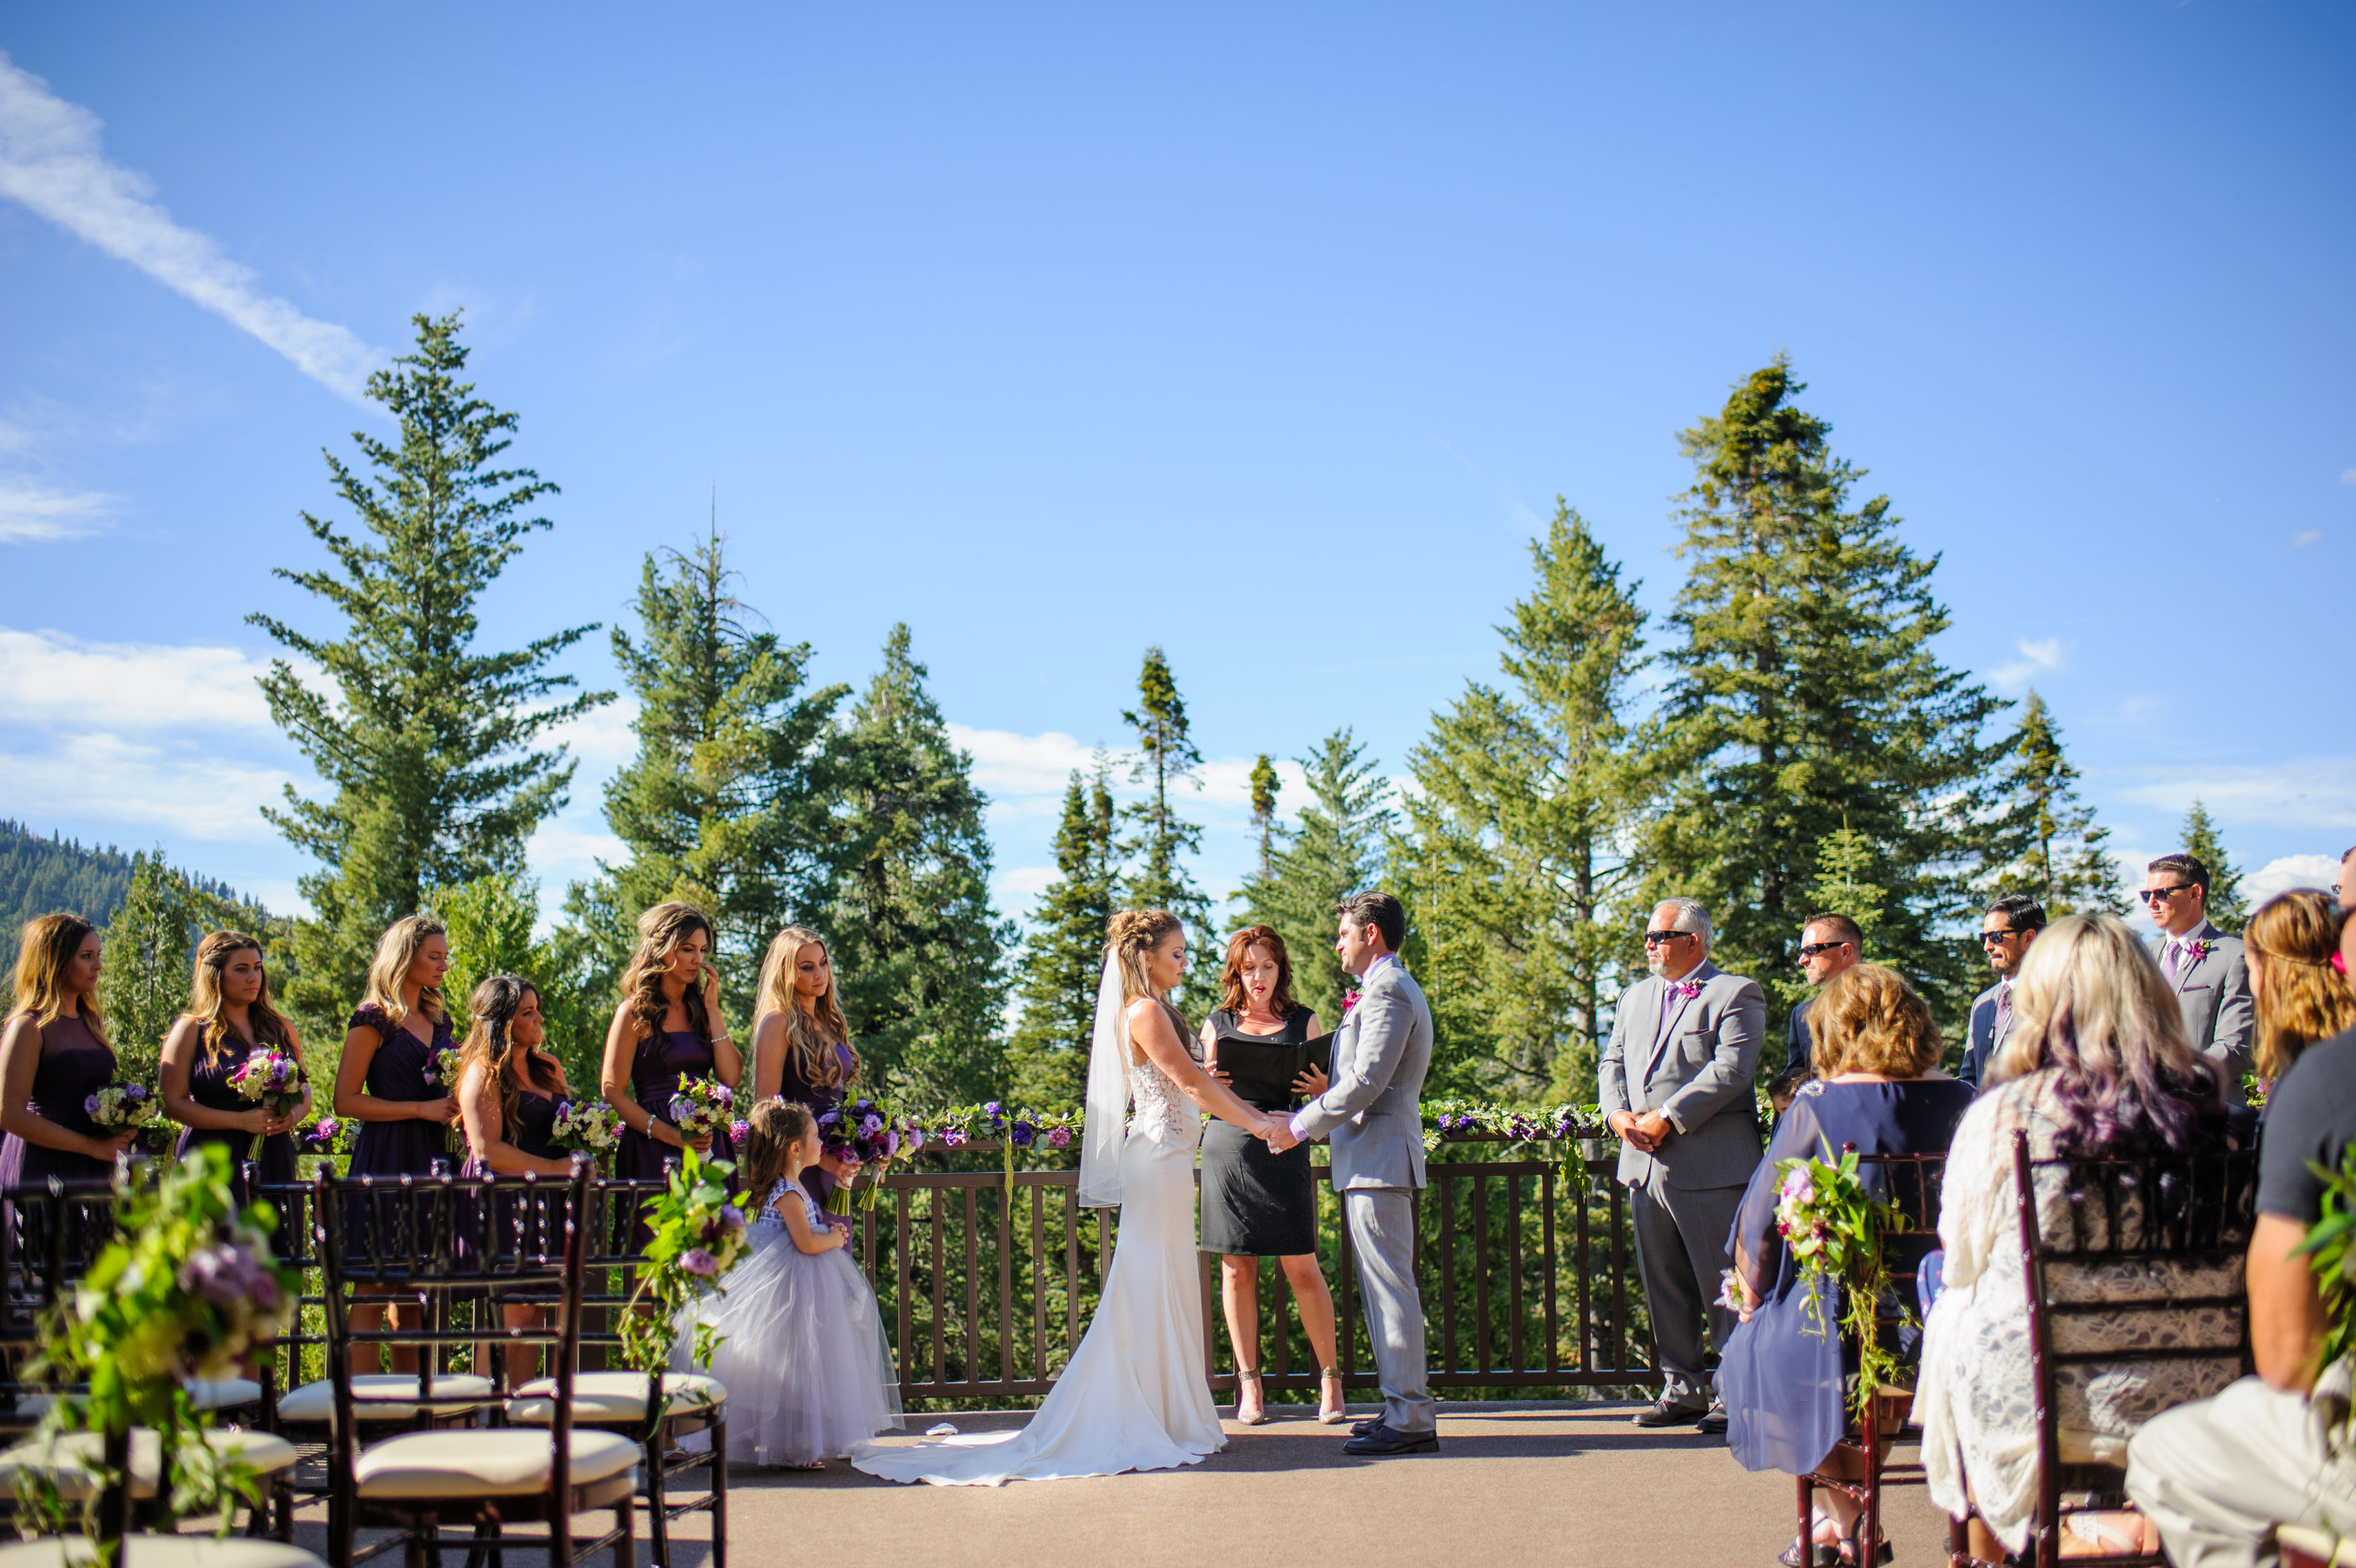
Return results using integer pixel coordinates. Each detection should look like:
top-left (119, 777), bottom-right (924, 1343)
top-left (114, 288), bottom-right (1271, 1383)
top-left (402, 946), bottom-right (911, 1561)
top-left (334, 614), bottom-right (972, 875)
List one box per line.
top-left (1344, 1187), bottom-right (1435, 1435)
top-left (1628, 1175), bottom-right (1745, 1407)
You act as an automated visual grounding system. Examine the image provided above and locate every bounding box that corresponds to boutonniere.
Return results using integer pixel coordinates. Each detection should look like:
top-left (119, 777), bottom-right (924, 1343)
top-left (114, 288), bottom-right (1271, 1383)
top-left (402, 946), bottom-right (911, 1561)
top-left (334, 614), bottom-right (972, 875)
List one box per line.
top-left (1342, 990), bottom-right (1360, 1014)
top-left (1673, 979), bottom-right (1702, 1000)
top-left (2184, 939), bottom-right (2214, 965)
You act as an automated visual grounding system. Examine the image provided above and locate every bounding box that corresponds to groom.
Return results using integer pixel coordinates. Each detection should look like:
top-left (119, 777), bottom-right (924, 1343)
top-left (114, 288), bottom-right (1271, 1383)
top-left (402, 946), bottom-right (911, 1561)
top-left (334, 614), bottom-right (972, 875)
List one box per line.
top-left (1268, 890), bottom-right (1437, 1456)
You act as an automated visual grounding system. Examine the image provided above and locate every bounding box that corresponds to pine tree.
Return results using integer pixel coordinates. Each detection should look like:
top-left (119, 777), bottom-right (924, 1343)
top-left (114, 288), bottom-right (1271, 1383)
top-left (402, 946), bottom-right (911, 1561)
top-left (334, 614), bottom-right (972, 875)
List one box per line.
top-left (1982, 690), bottom-right (2121, 917)
top-left (250, 312), bottom-right (608, 1041)
top-left (437, 873), bottom-right (603, 1090)
top-left (1645, 359), bottom-right (2004, 1029)
top-left (1249, 755), bottom-right (1281, 879)
top-left (826, 625), bottom-right (1014, 1103)
top-left (1119, 646), bottom-right (1215, 1001)
top-left (1399, 502), bottom-right (1648, 1100)
top-left (98, 851), bottom-right (276, 1083)
top-left (1241, 729), bottom-right (1397, 1032)
top-left (578, 526), bottom-right (846, 1021)
top-left (2178, 800), bottom-right (2248, 933)
top-left (1006, 762), bottom-right (1120, 1106)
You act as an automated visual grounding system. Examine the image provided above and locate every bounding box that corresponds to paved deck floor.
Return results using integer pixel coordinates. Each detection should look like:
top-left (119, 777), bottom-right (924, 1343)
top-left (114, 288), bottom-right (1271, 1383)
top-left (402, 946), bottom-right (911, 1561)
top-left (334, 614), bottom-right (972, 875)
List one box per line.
top-left (270, 1401), bottom-right (1955, 1568)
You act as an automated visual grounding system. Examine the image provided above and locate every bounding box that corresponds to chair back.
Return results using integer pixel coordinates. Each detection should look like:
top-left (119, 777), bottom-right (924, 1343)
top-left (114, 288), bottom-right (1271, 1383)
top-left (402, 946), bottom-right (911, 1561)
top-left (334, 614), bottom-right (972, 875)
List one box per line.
top-left (315, 1166), bottom-right (595, 1492)
top-left (1842, 1150), bottom-right (1948, 1421)
top-left (579, 1172), bottom-right (677, 1371)
top-left (2011, 1128), bottom-right (2259, 1565)
top-left (0, 1179), bottom-right (116, 1425)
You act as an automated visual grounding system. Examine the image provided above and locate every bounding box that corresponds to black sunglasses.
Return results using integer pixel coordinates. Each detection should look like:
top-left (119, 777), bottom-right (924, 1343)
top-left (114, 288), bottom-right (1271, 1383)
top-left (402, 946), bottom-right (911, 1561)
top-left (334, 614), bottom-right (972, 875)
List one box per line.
top-left (2137, 885), bottom-right (2197, 906)
top-left (1980, 928), bottom-right (2018, 946)
top-left (1797, 941), bottom-right (1851, 959)
top-left (1642, 930), bottom-right (1691, 947)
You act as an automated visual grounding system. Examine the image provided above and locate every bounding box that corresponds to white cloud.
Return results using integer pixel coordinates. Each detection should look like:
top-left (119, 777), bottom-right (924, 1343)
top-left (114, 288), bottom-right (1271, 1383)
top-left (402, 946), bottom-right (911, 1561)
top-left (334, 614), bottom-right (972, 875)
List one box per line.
top-left (0, 626), bottom-right (275, 730)
top-left (949, 725), bottom-right (1107, 802)
top-left (994, 866), bottom-right (1058, 908)
top-left (1988, 636), bottom-right (2066, 694)
top-left (2293, 530), bottom-right (2324, 548)
top-left (0, 731), bottom-right (288, 841)
top-left (0, 51), bottom-right (379, 400)
top-left (541, 694), bottom-right (640, 770)
top-left (0, 482), bottom-right (116, 543)
top-left (2114, 759), bottom-right (2356, 833)
top-left (2243, 854), bottom-right (2340, 907)
top-left (2342, 469), bottom-right (2356, 486)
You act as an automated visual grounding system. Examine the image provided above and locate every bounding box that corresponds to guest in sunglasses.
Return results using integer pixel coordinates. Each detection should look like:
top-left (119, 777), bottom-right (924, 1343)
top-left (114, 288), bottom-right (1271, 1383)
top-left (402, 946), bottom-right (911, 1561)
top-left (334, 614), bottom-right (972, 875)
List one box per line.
top-left (1767, 913), bottom-right (1863, 1115)
top-left (1958, 894), bottom-right (2046, 1091)
top-left (2139, 853), bottom-right (2254, 1102)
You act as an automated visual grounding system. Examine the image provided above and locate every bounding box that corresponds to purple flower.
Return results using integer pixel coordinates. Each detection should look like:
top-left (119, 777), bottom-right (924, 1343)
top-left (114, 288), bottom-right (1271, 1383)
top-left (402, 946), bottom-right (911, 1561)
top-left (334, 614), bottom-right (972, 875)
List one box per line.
top-left (1010, 1121), bottom-right (1036, 1148)
top-left (717, 1204), bottom-right (747, 1232)
top-left (730, 1119), bottom-right (750, 1143)
top-left (1045, 1126), bottom-right (1072, 1150)
top-left (251, 1272), bottom-right (281, 1311)
top-left (941, 1127), bottom-right (967, 1148)
top-left (679, 1249), bottom-right (719, 1276)
top-left (817, 1109), bottom-right (842, 1128)
top-left (860, 1113), bottom-right (885, 1136)
top-left (178, 1244), bottom-right (261, 1308)
top-left (1675, 979), bottom-right (1702, 1000)
top-left (125, 1083), bottom-right (147, 1102)
top-left (904, 1127), bottom-right (927, 1152)
top-left (712, 1084), bottom-right (733, 1105)
top-left (882, 1130), bottom-right (902, 1157)
top-left (83, 1094), bottom-right (100, 1116)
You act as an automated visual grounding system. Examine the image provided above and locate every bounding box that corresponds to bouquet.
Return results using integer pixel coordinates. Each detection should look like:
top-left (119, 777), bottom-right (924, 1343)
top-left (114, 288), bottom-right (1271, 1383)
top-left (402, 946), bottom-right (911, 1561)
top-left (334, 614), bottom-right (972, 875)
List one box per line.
top-left (301, 1117), bottom-right (347, 1157)
top-left (1771, 1142), bottom-right (1904, 1414)
top-left (667, 1076), bottom-right (734, 1143)
top-left (227, 1047), bottom-right (304, 1118)
top-left (618, 1148), bottom-right (754, 1421)
top-left (422, 1047), bottom-right (466, 1149)
top-left (85, 1081), bottom-right (163, 1136)
top-left (818, 1096), bottom-right (913, 1214)
top-left (549, 1098), bottom-right (621, 1158)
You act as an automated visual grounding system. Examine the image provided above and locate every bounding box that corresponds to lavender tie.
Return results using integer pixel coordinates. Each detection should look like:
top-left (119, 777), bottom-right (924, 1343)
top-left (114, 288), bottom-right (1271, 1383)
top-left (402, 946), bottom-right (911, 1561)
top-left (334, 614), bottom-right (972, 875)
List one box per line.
top-left (2163, 939), bottom-right (2182, 979)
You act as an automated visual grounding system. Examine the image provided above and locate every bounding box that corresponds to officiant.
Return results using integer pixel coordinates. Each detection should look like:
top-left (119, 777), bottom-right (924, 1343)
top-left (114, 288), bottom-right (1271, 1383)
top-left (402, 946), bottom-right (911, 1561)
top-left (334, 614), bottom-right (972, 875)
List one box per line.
top-left (1199, 925), bottom-right (1348, 1427)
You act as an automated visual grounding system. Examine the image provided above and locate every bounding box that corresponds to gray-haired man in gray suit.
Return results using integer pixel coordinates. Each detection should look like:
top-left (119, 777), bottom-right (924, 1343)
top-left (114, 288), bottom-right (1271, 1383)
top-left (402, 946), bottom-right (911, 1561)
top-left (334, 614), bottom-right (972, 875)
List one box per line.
top-left (1598, 896), bottom-right (1768, 1431)
top-left (1268, 890), bottom-right (1436, 1456)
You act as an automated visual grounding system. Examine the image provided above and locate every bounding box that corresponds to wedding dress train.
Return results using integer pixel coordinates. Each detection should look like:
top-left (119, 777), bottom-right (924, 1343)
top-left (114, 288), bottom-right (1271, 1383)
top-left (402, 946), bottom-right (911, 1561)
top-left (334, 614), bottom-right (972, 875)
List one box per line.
top-left (849, 1037), bottom-right (1224, 1485)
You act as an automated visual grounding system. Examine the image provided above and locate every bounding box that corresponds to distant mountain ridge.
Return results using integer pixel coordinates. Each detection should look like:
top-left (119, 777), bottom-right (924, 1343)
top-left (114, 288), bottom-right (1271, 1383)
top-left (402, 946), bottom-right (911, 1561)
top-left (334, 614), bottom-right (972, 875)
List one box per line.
top-left (0, 821), bottom-right (263, 972)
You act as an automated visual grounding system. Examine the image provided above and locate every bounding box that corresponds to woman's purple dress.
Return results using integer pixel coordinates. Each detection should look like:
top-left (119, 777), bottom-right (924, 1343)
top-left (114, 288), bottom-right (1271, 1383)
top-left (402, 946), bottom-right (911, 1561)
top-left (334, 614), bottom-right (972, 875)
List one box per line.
top-left (614, 1028), bottom-right (736, 1249)
top-left (175, 1033), bottom-right (302, 1208)
top-left (776, 1037), bottom-right (855, 1206)
top-left (346, 1004), bottom-right (454, 1180)
top-left (1721, 1076), bottom-right (1975, 1477)
top-left (0, 1013), bottom-right (118, 1189)
top-left (463, 1084), bottom-right (566, 1266)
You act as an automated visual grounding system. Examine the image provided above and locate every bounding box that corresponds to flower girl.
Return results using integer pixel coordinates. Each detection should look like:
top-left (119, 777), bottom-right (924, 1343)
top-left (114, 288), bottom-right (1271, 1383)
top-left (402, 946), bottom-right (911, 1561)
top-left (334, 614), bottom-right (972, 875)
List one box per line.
top-left (677, 1098), bottom-right (901, 1468)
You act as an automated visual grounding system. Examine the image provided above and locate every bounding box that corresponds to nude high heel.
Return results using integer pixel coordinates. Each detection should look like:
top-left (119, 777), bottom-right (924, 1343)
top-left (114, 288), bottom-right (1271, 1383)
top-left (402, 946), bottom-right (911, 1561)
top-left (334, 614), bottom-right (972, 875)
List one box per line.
top-left (1236, 1370), bottom-right (1268, 1426)
top-left (1317, 1368), bottom-right (1347, 1426)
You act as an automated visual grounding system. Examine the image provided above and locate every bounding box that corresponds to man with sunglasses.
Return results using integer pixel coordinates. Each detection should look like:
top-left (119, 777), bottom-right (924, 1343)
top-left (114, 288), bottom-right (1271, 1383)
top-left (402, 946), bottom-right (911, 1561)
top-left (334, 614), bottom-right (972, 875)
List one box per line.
top-left (1959, 894), bottom-right (2045, 1091)
top-left (2140, 853), bottom-right (2254, 1101)
top-left (1598, 897), bottom-right (1766, 1433)
top-left (1778, 913), bottom-right (1864, 1083)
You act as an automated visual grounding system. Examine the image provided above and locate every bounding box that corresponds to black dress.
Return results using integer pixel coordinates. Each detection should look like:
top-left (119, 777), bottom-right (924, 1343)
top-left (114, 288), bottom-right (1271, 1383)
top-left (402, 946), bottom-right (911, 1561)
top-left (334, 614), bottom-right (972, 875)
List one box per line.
top-left (175, 1031), bottom-right (303, 1211)
top-left (1200, 1007), bottom-right (1318, 1257)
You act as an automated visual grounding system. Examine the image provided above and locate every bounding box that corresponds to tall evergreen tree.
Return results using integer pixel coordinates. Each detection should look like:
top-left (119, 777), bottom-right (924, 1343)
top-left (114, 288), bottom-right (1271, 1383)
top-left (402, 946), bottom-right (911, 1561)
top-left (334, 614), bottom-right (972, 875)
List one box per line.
top-left (1982, 690), bottom-right (2121, 917)
top-left (1644, 358), bottom-right (2004, 1028)
top-left (826, 625), bottom-right (1014, 1103)
top-left (1006, 762), bottom-right (1120, 1106)
top-left (2178, 800), bottom-right (2248, 933)
top-left (1241, 729), bottom-right (1397, 1031)
top-left (1119, 645), bottom-right (1214, 999)
top-left (98, 852), bottom-right (275, 1082)
top-left (438, 873), bottom-right (603, 1090)
top-left (1399, 502), bottom-right (1648, 1100)
top-left (250, 312), bottom-right (607, 1039)
top-left (576, 527), bottom-right (846, 1022)
top-left (1249, 755), bottom-right (1281, 879)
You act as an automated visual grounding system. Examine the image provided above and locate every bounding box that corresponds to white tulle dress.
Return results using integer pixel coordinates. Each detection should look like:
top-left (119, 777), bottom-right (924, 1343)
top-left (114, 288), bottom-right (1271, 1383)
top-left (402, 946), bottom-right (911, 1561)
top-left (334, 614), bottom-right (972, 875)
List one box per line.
top-left (675, 1178), bottom-right (902, 1467)
top-left (850, 1035), bottom-right (1225, 1486)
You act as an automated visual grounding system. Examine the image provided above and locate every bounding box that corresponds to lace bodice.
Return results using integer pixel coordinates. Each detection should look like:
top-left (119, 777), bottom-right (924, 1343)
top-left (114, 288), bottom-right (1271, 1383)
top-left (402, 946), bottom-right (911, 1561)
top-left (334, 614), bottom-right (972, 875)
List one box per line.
top-left (1129, 1006), bottom-right (1203, 1145)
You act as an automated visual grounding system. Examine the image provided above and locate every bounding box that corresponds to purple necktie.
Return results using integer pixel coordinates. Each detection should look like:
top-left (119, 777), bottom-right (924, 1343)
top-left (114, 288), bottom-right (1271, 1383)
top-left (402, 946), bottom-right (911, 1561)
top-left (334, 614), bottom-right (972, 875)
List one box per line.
top-left (2163, 939), bottom-right (2182, 979)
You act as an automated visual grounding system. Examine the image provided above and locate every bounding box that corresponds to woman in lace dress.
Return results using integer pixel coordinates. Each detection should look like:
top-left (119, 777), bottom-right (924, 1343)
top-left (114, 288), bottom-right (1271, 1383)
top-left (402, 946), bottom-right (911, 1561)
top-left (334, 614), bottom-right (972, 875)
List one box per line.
top-left (853, 908), bottom-right (1282, 1486)
top-left (1917, 913), bottom-right (2255, 1564)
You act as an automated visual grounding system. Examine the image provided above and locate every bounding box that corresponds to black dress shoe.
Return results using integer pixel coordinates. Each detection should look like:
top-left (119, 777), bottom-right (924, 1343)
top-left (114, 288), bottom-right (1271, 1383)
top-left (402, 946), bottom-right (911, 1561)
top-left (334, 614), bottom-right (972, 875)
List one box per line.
top-left (1630, 1397), bottom-right (1710, 1429)
top-left (1341, 1421), bottom-right (1439, 1456)
top-left (1350, 1415), bottom-right (1384, 1437)
top-left (1695, 1404), bottom-right (1728, 1435)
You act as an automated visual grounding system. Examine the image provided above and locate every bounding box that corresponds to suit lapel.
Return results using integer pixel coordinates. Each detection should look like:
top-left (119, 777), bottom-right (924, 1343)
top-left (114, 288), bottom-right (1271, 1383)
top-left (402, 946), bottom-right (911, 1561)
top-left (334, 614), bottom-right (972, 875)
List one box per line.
top-left (1644, 966), bottom-right (1710, 1080)
top-left (2170, 923), bottom-right (2216, 994)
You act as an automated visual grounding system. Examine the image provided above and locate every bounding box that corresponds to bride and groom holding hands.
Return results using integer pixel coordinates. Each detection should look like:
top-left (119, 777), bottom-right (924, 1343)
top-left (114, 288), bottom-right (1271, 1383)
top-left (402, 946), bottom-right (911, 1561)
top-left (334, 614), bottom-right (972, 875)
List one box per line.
top-left (850, 890), bottom-right (1438, 1486)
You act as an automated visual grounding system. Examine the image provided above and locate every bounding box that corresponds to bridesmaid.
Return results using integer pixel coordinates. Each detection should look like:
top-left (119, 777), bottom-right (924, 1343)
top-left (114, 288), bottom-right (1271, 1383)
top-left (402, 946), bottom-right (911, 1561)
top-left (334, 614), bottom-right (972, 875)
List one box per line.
top-left (457, 974), bottom-right (573, 1371)
top-left (1199, 924), bottom-right (1345, 1426)
top-left (1, 915), bottom-right (136, 1194)
top-left (601, 902), bottom-right (741, 1246)
top-left (749, 924), bottom-right (862, 1208)
top-left (160, 930), bottom-right (313, 1221)
top-left (331, 915), bottom-right (461, 1371)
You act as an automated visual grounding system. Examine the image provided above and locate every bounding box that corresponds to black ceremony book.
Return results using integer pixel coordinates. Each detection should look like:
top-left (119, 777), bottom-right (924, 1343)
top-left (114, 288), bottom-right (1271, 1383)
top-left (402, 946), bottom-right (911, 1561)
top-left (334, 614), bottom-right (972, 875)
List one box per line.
top-left (1214, 1031), bottom-right (1334, 1106)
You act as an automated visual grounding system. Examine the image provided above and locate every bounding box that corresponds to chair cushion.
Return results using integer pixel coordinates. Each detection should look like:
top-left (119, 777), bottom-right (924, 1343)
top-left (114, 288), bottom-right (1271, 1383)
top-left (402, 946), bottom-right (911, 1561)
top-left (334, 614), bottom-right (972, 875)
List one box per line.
top-left (275, 1373), bottom-right (494, 1426)
top-left (0, 1428), bottom-right (298, 1500)
top-left (0, 1538), bottom-right (323, 1568)
top-left (188, 1378), bottom-right (264, 1411)
top-left (353, 1428), bottom-right (639, 1499)
top-left (504, 1371), bottom-right (727, 1424)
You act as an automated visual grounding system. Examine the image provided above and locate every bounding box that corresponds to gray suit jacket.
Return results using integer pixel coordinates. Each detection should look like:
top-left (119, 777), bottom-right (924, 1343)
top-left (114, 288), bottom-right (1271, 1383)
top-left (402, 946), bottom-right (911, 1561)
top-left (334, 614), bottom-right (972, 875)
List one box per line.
top-left (1597, 961), bottom-right (1768, 1190)
top-left (1294, 957), bottom-right (1433, 1191)
top-left (2144, 922), bottom-right (2255, 1096)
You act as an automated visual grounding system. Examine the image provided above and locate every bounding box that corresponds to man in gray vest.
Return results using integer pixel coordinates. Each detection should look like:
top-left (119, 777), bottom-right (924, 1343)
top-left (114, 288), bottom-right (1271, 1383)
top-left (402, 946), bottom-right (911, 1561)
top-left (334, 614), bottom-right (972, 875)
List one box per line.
top-left (2139, 853), bottom-right (2254, 1097)
top-left (1598, 896), bottom-right (1767, 1432)
top-left (1959, 894), bottom-right (2045, 1091)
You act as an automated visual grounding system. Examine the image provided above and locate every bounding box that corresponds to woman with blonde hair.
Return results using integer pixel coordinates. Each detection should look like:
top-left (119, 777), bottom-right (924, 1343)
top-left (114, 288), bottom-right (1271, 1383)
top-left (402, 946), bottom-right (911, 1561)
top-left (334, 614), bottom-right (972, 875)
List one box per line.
top-left (1915, 914), bottom-right (2252, 1565)
top-left (160, 930), bottom-right (313, 1214)
top-left (1720, 964), bottom-right (1974, 1564)
top-left (750, 925), bottom-right (862, 1206)
top-left (854, 909), bottom-right (1281, 1486)
top-left (2242, 889), bottom-right (2356, 1089)
top-left (601, 903), bottom-right (742, 1238)
top-left (0, 914), bottom-right (135, 1191)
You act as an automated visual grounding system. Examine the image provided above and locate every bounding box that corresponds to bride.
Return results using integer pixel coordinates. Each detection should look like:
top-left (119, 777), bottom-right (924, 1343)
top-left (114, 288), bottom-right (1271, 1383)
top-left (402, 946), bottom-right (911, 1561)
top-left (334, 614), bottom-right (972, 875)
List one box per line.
top-left (851, 908), bottom-right (1282, 1485)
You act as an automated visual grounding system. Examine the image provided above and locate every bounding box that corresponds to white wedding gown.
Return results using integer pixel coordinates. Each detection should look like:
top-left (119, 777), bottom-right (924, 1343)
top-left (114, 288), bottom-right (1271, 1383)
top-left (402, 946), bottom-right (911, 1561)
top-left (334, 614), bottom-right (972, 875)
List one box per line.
top-left (849, 1039), bottom-right (1225, 1485)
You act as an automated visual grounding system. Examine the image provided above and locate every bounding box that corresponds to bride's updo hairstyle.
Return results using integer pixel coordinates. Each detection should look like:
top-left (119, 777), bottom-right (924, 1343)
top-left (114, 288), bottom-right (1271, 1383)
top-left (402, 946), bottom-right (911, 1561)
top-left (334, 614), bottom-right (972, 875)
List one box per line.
top-left (1105, 908), bottom-right (1183, 1004)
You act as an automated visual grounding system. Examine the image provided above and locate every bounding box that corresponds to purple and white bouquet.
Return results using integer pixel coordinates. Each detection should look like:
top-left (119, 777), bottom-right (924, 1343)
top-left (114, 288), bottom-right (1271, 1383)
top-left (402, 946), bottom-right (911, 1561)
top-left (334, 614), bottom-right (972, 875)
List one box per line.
top-left (668, 1075), bottom-right (735, 1142)
top-left (549, 1097), bottom-right (622, 1156)
top-left (227, 1045), bottom-right (304, 1117)
top-left (86, 1080), bottom-right (163, 1134)
top-left (423, 1045), bottom-right (466, 1091)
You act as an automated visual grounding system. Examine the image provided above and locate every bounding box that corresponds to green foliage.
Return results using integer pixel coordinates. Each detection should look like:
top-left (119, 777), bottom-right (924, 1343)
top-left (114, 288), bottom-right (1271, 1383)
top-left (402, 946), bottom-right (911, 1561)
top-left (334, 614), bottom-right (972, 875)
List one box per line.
top-left (1121, 645), bottom-right (1216, 1004)
top-left (826, 625), bottom-right (1013, 1102)
top-left (1248, 755), bottom-right (1280, 878)
top-left (0, 822), bottom-right (137, 973)
top-left (581, 527), bottom-right (847, 1022)
top-left (1007, 762), bottom-right (1120, 1106)
top-left (1399, 502), bottom-right (1647, 1101)
top-left (97, 852), bottom-right (283, 1086)
top-left (1981, 690), bottom-right (2121, 918)
top-left (434, 873), bottom-right (604, 1093)
top-left (1643, 357), bottom-right (2004, 1036)
top-left (1783, 816), bottom-right (1889, 1014)
top-left (249, 311), bottom-right (609, 1041)
top-left (2178, 799), bottom-right (2248, 933)
top-left (1767, 1143), bottom-right (1906, 1416)
top-left (1240, 729), bottom-right (1396, 1033)
top-left (620, 1148), bottom-right (752, 1428)
top-left (2297, 1144), bottom-right (2356, 1398)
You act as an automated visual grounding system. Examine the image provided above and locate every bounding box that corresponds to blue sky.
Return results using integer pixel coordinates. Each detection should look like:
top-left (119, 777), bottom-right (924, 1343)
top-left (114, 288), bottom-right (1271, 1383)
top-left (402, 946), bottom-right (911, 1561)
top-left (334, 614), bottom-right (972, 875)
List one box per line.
top-left (2, 2), bottom-right (2350, 944)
